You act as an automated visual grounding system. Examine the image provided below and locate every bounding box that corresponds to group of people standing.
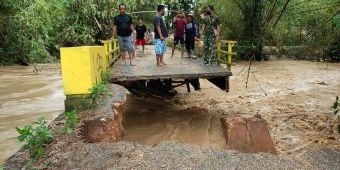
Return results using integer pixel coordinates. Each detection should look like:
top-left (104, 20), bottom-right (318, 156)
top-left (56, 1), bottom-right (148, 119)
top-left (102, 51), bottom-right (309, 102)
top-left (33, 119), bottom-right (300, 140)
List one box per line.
top-left (171, 11), bottom-right (198, 59)
top-left (111, 4), bottom-right (220, 66)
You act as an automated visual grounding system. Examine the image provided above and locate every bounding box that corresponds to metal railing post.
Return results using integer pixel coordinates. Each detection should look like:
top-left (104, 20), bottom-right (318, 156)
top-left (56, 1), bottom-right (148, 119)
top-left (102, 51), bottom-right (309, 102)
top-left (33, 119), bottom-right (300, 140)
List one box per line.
top-left (217, 41), bottom-right (222, 65)
top-left (227, 42), bottom-right (232, 70)
top-left (225, 40), bottom-right (237, 71)
top-left (114, 40), bottom-right (119, 60)
top-left (109, 41), bottom-right (113, 62)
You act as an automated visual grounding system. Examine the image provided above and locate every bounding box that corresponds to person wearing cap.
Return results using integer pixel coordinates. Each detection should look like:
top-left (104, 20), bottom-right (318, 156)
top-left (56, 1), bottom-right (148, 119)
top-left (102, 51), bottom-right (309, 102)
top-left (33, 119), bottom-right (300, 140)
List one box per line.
top-left (184, 13), bottom-right (198, 59)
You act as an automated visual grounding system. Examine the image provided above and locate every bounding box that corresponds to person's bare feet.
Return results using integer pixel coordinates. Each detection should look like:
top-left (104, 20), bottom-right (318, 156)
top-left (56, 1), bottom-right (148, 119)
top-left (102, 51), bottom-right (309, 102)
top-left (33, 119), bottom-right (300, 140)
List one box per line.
top-left (160, 62), bottom-right (167, 65)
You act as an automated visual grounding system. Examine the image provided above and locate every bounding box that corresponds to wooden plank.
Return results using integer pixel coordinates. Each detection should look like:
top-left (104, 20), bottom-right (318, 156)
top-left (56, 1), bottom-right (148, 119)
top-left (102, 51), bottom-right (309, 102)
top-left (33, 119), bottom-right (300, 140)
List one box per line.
top-left (110, 45), bottom-right (232, 82)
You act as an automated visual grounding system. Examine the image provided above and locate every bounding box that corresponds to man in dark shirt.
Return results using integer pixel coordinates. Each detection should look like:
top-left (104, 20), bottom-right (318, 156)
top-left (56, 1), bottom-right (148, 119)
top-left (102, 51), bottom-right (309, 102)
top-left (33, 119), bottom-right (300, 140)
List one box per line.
top-left (112, 4), bottom-right (135, 66)
top-left (135, 18), bottom-right (147, 54)
top-left (154, 4), bottom-right (168, 66)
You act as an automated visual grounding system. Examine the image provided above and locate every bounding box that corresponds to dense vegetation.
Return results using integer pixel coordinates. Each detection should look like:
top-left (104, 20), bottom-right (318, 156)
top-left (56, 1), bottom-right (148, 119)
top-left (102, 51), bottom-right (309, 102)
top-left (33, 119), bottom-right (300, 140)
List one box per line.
top-left (0, 0), bottom-right (339, 65)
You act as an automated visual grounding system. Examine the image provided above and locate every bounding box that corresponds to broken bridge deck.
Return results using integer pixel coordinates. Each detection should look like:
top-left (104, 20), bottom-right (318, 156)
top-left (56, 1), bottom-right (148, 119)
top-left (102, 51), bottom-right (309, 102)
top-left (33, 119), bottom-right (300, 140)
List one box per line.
top-left (110, 45), bottom-right (232, 93)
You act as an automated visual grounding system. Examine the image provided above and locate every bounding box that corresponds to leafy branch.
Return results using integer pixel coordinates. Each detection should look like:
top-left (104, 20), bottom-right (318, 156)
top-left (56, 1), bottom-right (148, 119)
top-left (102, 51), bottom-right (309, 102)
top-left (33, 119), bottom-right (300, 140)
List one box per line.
top-left (89, 71), bottom-right (111, 105)
top-left (64, 110), bottom-right (78, 135)
top-left (15, 117), bottom-right (52, 160)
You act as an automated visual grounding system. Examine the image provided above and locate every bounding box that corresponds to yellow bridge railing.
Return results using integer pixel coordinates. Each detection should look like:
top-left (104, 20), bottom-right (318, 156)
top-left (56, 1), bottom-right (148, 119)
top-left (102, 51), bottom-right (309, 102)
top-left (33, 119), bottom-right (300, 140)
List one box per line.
top-left (217, 40), bottom-right (237, 71)
top-left (60, 40), bottom-right (121, 111)
top-left (60, 38), bottom-right (236, 111)
top-left (196, 39), bottom-right (237, 70)
top-left (60, 39), bottom-right (120, 96)
top-left (102, 38), bottom-right (237, 71)
top-left (101, 39), bottom-right (120, 66)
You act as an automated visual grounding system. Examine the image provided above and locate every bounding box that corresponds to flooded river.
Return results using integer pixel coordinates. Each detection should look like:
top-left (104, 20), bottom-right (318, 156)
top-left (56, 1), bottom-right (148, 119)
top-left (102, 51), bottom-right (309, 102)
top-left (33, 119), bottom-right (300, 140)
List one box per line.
top-left (0, 63), bottom-right (228, 164)
top-left (1, 59), bottom-right (340, 164)
top-left (123, 96), bottom-right (227, 149)
top-left (0, 64), bottom-right (65, 163)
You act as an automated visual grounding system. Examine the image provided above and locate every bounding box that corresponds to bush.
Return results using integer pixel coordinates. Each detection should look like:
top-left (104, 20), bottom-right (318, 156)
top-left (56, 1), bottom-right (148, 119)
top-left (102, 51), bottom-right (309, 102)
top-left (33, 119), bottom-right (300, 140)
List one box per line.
top-left (15, 117), bottom-right (52, 159)
top-left (64, 110), bottom-right (78, 135)
top-left (234, 45), bottom-right (265, 61)
top-left (328, 41), bottom-right (340, 62)
top-left (88, 71), bottom-right (111, 105)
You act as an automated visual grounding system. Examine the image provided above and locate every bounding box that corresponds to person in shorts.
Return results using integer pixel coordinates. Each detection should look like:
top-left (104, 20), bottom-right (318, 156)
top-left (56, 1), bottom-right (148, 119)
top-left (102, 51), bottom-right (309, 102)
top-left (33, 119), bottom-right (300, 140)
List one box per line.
top-left (135, 18), bottom-right (147, 54)
top-left (111, 4), bottom-right (135, 65)
top-left (184, 14), bottom-right (198, 59)
top-left (171, 11), bottom-right (186, 58)
top-left (154, 4), bottom-right (168, 66)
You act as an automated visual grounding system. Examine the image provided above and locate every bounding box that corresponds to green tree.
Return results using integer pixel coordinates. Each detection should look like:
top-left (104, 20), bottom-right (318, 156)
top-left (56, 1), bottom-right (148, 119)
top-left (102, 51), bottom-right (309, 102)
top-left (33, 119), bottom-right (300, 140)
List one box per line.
top-left (197, 0), bottom-right (340, 61)
top-left (0, 0), bottom-right (66, 64)
top-left (1, 0), bottom-right (339, 65)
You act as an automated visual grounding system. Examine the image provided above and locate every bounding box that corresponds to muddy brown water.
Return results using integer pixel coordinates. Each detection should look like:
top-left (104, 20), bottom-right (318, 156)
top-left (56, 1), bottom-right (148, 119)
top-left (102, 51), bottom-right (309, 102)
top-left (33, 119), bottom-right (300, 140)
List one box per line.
top-left (1, 59), bottom-right (340, 164)
top-left (122, 96), bottom-right (227, 149)
top-left (0, 64), bottom-right (65, 163)
top-left (0, 64), bottom-right (227, 164)
top-left (173, 59), bottom-right (340, 155)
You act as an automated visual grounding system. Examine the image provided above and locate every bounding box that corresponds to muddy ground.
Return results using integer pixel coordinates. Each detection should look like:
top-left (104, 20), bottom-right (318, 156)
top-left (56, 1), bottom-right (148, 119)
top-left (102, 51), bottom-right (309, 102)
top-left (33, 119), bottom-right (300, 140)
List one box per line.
top-left (4, 59), bottom-right (340, 169)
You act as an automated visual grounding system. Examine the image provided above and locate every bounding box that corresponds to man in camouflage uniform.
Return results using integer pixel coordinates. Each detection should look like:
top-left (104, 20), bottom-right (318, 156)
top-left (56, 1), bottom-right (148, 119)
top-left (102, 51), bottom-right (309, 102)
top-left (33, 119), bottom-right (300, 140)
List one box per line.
top-left (201, 5), bottom-right (220, 65)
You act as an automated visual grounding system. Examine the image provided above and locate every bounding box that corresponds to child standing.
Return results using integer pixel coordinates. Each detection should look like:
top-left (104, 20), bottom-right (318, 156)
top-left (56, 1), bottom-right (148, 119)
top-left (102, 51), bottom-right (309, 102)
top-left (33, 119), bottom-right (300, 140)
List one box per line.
top-left (135, 18), bottom-right (147, 54)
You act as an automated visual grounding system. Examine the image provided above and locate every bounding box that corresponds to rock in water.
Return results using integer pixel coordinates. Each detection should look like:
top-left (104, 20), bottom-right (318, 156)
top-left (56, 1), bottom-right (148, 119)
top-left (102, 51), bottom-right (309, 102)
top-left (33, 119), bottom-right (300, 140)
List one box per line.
top-left (19, 58), bottom-right (29, 66)
top-left (222, 116), bottom-right (276, 154)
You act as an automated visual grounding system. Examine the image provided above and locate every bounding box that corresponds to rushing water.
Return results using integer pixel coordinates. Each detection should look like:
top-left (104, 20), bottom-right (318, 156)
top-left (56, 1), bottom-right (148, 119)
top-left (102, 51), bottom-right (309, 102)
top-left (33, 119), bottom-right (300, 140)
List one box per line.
top-left (122, 96), bottom-right (227, 150)
top-left (0, 64), bottom-right (227, 164)
top-left (0, 64), bottom-right (65, 163)
top-left (1, 60), bottom-right (339, 164)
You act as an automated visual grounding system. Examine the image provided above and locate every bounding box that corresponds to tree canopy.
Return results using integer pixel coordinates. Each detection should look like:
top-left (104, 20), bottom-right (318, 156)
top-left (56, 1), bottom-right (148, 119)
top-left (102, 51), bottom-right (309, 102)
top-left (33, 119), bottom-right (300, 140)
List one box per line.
top-left (0, 0), bottom-right (339, 65)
